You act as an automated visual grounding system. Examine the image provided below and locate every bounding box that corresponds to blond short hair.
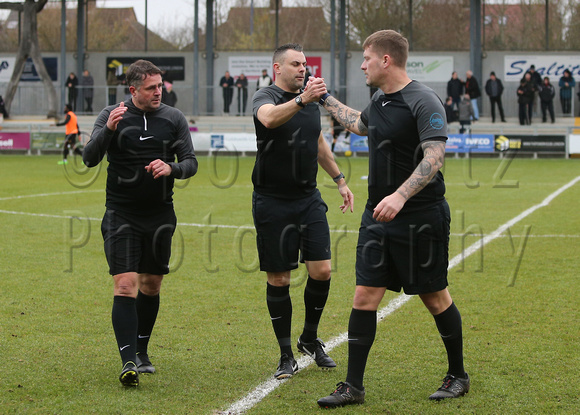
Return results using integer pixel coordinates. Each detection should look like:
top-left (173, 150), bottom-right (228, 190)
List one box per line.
top-left (362, 30), bottom-right (409, 69)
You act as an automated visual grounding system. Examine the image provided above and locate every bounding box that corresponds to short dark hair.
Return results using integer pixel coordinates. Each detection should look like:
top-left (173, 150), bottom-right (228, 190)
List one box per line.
top-left (362, 30), bottom-right (408, 68)
top-left (273, 43), bottom-right (303, 64)
top-left (125, 59), bottom-right (162, 89)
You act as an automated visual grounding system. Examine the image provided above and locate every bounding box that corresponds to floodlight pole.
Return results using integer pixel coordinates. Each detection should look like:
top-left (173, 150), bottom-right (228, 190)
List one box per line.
top-left (76, 0), bottom-right (85, 92)
top-left (206, 0), bottom-right (214, 115)
top-left (193, 0), bottom-right (199, 116)
top-left (60, 0), bottom-right (66, 109)
top-left (330, 0), bottom-right (335, 96)
top-left (469, 0), bottom-right (482, 112)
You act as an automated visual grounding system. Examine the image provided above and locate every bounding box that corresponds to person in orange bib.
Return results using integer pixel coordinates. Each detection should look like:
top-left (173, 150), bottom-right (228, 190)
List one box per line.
top-left (56, 104), bottom-right (82, 164)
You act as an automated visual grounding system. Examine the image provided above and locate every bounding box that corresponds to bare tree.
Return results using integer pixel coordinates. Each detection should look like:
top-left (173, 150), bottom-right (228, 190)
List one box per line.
top-left (0, 0), bottom-right (57, 118)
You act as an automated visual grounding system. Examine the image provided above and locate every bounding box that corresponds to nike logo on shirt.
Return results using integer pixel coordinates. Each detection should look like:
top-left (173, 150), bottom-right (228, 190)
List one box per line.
top-left (139, 135), bottom-right (154, 141)
top-left (382, 101), bottom-right (392, 107)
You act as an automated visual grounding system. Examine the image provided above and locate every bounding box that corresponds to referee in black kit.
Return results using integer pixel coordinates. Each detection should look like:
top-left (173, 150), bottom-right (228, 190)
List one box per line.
top-left (252, 43), bottom-right (354, 380)
top-left (83, 60), bottom-right (198, 387)
top-left (316, 30), bottom-right (469, 408)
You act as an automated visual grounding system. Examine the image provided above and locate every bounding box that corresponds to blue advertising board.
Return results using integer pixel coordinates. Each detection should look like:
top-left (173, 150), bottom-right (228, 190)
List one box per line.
top-left (446, 134), bottom-right (495, 153)
top-left (349, 133), bottom-right (368, 152)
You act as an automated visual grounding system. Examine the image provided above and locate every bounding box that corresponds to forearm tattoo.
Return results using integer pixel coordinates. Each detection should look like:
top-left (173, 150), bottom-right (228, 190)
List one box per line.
top-left (396, 140), bottom-right (445, 200)
top-left (325, 96), bottom-right (365, 133)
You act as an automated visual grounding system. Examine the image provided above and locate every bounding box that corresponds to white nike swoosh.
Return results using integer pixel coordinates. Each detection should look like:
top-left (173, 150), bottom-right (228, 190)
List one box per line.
top-left (270, 316), bottom-right (283, 320)
top-left (314, 307), bottom-right (324, 311)
top-left (120, 344), bottom-right (130, 351)
top-left (139, 135), bottom-right (154, 141)
top-left (347, 338), bottom-right (359, 342)
top-left (382, 101), bottom-right (391, 107)
top-left (138, 335), bottom-right (150, 339)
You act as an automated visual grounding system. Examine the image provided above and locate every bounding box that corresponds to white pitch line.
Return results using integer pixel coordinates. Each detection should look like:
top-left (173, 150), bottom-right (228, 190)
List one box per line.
top-left (3, 205), bottom-right (579, 240)
top-left (223, 174), bottom-right (580, 415)
top-left (0, 189), bottom-right (102, 201)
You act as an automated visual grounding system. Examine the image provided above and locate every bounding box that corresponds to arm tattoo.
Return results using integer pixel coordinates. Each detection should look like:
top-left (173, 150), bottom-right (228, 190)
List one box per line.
top-left (357, 118), bottom-right (368, 135)
top-left (396, 140), bottom-right (445, 201)
top-left (325, 96), bottom-right (363, 133)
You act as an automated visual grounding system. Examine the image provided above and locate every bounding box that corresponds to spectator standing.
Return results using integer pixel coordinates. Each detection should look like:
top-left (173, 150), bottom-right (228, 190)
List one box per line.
top-left (235, 73), bottom-right (248, 115)
top-left (66, 72), bottom-right (79, 111)
top-left (539, 76), bottom-right (555, 123)
top-left (447, 71), bottom-right (464, 110)
top-left (81, 70), bottom-right (94, 114)
top-left (0, 94), bottom-right (9, 119)
top-left (559, 69), bottom-right (576, 116)
top-left (107, 68), bottom-right (119, 105)
top-left (524, 65), bottom-right (542, 115)
top-left (484, 72), bottom-right (506, 123)
top-left (257, 69), bottom-right (273, 90)
top-left (458, 94), bottom-right (475, 134)
top-left (517, 77), bottom-right (535, 125)
top-left (444, 96), bottom-right (457, 123)
top-left (220, 71), bottom-right (234, 114)
top-left (304, 67), bottom-right (312, 87)
top-left (464, 71), bottom-right (480, 120)
top-left (162, 82), bottom-right (178, 107)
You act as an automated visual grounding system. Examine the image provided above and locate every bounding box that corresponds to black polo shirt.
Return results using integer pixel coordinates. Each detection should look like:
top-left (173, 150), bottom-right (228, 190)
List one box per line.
top-left (252, 85), bottom-right (322, 199)
top-left (360, 81), bottom-right (447, 213)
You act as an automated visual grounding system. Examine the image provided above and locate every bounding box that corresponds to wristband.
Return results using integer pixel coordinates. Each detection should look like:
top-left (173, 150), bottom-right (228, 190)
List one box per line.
top-left (333, 172), bottom-right (345, 183)
top-left (319, 93), bottom-right (331, 106)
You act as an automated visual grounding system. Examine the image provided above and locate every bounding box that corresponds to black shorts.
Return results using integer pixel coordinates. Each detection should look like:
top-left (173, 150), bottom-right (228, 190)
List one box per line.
top-left (64, 134), bottom-right (77, 147)
top-left (355, 201), bottom-right (450, 295)
top-left (252, 190), bottom-right (331, 272)
top-left (101, 208), bottom-right (177, 276)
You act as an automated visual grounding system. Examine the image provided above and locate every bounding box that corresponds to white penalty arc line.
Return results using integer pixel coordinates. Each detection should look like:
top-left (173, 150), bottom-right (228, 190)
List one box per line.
top-left (223, 174), bottom-right (580, 415)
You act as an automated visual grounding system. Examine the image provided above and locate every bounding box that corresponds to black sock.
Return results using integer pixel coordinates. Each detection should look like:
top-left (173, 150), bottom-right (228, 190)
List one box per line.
top-left (433, 302), bottom-right (466, 378)
top-left (266, 283), bottom-right (293, 357)
top-left (301, 276), bottom-right (330, 343)
top-left (136, 290), bottom-right (160, 354)
top-left (345, 308), bottom-right (376, 390)
top-left (112, 296), bottom-right (138, 366)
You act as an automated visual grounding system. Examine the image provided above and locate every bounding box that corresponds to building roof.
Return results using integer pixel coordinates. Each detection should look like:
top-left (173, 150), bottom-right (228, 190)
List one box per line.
top-left (0, 4), bottom-right (175, 52)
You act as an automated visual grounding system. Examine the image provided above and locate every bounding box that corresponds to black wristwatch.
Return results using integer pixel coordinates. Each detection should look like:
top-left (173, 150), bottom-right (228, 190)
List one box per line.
top-left (295, 95), bottom-right (305, 108)
top-left (333, 172), bottom-right (345, 183)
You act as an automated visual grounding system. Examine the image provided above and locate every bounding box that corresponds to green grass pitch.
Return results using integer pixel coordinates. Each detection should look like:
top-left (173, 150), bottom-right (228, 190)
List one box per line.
top-left (0, 154), bottom-right (579, 414)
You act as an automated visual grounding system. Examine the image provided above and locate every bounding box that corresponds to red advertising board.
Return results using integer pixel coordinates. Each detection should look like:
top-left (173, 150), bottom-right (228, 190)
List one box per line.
top-left (306, 56), bottom-right (322, 77)
top-left (0, 132), bottom-right (30, 150)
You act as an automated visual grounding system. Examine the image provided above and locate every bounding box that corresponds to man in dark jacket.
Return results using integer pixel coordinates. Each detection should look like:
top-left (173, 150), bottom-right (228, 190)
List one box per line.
top-left (523, 65), bottom-right (542, 116)
top-left (447, 72), bottom-right (463, 110)
top-left (517, 74), bottom-right (536, 125)
top-left (484, 72), bottom-right (506, 123)
top-left (465, 70), bottom-right (480, 120)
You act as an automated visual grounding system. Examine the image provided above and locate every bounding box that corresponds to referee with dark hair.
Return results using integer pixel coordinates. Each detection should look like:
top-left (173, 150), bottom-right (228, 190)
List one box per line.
top-left (83, 59), bottom-right (198, 387)
top-left (252, 43), bottom-right (354, 380)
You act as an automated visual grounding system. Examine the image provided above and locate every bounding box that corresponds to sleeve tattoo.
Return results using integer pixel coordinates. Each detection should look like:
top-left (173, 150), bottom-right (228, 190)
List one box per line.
top-left (396, 140), bottom-right (446, 200)
top-left (325, 96), bottom-right (367, 135)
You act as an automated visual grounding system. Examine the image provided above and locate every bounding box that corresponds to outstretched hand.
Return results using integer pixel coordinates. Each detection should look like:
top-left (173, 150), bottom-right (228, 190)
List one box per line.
top-left (106, 101), bottom-right (128, 131)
